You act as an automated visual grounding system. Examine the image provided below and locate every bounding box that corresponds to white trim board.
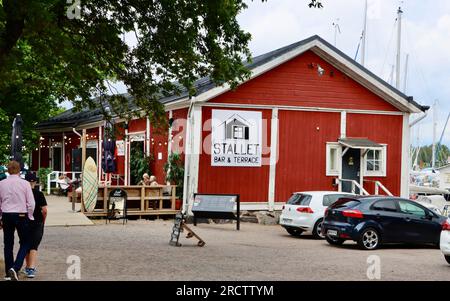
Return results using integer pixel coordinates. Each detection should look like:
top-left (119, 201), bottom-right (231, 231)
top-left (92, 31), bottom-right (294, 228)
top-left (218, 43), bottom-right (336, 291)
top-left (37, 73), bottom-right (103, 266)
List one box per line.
top-left (202, 102), bottom-right (404, 116)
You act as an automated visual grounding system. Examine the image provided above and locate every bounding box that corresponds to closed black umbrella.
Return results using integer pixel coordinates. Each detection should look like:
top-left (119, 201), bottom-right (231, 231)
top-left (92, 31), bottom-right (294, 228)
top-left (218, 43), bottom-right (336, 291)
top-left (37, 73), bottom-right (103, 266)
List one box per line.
top-left (102, 120), bottom-right (116, 173)
top-left (10, 113), bottom-right (24, 170)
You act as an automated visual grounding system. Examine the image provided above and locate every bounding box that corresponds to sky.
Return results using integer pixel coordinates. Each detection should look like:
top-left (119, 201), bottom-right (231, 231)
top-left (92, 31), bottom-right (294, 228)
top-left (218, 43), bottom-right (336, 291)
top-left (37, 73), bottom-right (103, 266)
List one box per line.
top-left (237, 0), bottom-right (450, 146)
top-left (63, 0), bottom-right (450, 146)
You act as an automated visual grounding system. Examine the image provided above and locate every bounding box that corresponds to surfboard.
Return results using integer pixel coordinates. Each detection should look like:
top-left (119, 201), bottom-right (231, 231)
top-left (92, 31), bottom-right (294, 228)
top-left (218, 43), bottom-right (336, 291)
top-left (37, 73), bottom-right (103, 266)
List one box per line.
top-left (82, 157), bottom-right (98, 213)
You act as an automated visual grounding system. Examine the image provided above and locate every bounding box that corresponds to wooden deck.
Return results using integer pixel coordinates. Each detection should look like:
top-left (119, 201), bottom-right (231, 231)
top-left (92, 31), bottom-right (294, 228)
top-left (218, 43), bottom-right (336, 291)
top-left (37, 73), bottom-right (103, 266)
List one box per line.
top-left (82, 185), bottom-right (180, 218)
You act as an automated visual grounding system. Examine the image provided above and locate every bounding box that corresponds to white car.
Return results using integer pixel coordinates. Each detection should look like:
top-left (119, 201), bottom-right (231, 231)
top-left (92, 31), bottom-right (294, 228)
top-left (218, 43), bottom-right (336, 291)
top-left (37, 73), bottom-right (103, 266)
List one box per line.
top-left (279, 191), bottom-right (354, 239)
top-left (440, 219), bottom-right (450, 264)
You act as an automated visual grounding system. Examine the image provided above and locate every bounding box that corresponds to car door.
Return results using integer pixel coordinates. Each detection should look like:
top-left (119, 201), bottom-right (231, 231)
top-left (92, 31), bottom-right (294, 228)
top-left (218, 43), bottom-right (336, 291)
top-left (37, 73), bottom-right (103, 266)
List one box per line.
top-left (397, 200), bottom-right (441, 244)
top-left (368, 199), bottom-right (403, 243)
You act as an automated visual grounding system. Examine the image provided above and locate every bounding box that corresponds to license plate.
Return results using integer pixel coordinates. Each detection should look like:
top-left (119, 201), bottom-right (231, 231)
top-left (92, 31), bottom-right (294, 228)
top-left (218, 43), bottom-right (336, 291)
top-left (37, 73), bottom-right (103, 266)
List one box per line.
top-left (327, 230), bottom-right (338, 237)
top-left (283, 218), bottom-right (293, 223)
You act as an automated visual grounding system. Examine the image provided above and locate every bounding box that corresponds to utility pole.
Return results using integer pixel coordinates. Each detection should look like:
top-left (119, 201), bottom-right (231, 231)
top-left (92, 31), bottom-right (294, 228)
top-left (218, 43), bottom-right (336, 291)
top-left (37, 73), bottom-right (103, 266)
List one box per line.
top-left (361, 0), bottom-right (368, 66)
top-left (396, 6), bottom-right (403, 89)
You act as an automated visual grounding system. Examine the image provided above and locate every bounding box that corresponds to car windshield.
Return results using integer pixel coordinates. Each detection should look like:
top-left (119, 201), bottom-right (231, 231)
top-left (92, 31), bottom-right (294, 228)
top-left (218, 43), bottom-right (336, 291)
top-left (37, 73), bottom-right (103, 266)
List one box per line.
top-left (329, 198), bottom-right (360, 209)
top-left (287, 194), bottom-right (312, 206)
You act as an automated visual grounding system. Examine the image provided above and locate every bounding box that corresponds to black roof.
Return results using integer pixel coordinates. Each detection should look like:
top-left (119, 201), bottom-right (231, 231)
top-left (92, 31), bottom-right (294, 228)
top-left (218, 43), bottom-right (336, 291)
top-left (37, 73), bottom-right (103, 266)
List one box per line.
top-left (36, 35), bottom-right (427, 131)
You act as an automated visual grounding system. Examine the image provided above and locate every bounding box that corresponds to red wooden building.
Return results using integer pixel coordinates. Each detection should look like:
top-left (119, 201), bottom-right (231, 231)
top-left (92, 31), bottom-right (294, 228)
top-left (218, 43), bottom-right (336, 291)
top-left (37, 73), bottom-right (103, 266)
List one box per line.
top-left (33, 35), bottom-right (428, 211)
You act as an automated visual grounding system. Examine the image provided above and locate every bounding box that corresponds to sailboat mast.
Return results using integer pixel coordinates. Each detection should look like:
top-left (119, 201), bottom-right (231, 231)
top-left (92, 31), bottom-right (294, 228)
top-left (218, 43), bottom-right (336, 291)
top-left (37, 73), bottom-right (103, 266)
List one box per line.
top-left (432, 100), bottom-right (437, 168)
top-left (396, 7), bottom-right (403, 89)
top-left (361, 0), bottom-right (368, 66)
top-left (403, 54), bottom-right (409, 93)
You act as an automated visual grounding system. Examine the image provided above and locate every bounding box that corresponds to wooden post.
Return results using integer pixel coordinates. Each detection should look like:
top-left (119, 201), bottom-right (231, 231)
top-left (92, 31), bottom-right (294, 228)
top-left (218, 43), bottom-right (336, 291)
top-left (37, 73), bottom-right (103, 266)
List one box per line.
top-left (103, 186), bottom-right (108, 213)
top-left (171, 185), bottom-right (176, 210)
top-left (141, 186), bottom-right (145, 212)
top-left (159, 187), bottom-right (163, 210)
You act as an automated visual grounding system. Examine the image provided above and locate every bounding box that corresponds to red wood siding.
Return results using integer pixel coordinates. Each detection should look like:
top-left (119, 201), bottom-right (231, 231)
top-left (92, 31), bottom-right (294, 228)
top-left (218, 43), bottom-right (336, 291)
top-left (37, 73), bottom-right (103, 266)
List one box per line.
top-left (150, 115), bottom-right (169, 184)
top-left (346, 113), bottom-right (403, 196)
top-left (275, 110), bottom-right (341, 202)
top-left (197, 107), bottom-right (272, 202)
top-left (128, 118), bottom-right (147, 133)
top-left (171, 108), bottom-right (189, 156)
top-left (210, 50), bottom-right (399, 112)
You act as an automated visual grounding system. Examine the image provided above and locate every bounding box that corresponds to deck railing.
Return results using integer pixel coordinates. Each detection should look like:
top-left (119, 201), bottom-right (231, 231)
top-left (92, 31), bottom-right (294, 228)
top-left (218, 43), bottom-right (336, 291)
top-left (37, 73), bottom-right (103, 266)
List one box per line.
top-left (336, 178), bottom-right (370, 196)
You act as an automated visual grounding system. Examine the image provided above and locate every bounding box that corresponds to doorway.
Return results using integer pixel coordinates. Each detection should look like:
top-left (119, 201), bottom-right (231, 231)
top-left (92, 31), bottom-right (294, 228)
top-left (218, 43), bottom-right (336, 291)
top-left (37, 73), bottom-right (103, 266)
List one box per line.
top-left (129, 136), bottom-right (148, 185)
top-left (52, 147), bottom-right (62, 171)
top-left (342, 148), bottom-right (361, 193)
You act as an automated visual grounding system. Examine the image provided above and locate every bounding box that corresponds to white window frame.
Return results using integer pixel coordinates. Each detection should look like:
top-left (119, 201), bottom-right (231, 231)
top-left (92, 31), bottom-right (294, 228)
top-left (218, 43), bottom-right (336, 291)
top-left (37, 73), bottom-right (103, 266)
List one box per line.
top-left (232, 125), bottom-right (244, 139)
top-left (326, 142), bottom-right (341, 176)
top-left (363, 145), bottom-right (387, 177)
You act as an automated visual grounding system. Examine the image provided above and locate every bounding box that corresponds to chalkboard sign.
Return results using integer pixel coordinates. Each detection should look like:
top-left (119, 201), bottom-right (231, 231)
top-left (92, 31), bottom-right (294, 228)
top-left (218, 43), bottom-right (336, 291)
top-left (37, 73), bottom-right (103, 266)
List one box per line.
top-left (192, 194), bottom-right (240, 230)
top-left (106, 188), bottom-right (127, 224)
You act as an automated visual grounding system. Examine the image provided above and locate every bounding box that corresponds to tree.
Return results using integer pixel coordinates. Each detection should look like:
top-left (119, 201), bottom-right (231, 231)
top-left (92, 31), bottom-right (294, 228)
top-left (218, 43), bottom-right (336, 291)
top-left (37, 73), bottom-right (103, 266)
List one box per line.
top-left (0, 0), bottom-right (322, 162)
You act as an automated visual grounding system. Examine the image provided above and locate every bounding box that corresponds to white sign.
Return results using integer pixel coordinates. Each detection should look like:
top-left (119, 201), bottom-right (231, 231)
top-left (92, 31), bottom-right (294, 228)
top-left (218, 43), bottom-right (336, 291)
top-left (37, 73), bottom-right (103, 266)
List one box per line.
top-left (86, 140), bottom-right (98, 148)
top-left (116, 140), bottom-right (125, 156)
top-left (211, 109), bottom-right (262, 167)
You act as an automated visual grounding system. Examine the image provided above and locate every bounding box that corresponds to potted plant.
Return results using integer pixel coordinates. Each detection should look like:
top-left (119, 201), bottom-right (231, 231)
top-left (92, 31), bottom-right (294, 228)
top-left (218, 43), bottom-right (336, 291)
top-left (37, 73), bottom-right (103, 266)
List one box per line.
top-left (164, 152), bottom-right (184, 210)
top-left (38, 167), bottom-right (53, 193)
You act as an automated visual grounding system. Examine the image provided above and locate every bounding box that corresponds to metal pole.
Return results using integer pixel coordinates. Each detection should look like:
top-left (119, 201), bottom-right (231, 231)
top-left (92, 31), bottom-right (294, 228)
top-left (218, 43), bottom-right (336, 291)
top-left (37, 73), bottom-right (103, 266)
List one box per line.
top-left (396, 7), bottom-right (403, 89)
top-left (403, 54), bottom-right (409, 93)
top-left (361, 0), bottom-right (368, 66)
top-left (432, 100), bottom-right (437, 168)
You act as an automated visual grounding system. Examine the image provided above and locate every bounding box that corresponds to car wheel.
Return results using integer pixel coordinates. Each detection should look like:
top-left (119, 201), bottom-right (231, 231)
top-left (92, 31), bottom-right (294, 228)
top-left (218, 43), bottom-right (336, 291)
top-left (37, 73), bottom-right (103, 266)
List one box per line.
top-left (286, 228), bottom-right (303, 237)
top-left (312, 218), bottom-right (325, 239)
top-left (358, 228), bottom-right (380, 250)
top-left (445, 255), bottom-right (450, 264)
top-left (325, 235), bottom-right (345, 246)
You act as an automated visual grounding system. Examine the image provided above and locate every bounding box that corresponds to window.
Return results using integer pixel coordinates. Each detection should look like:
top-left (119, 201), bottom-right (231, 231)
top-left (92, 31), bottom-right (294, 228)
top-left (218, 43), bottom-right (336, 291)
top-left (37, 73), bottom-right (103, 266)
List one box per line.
top-left (232, 126), bottom-right (244, 139)
top-left (364, 146), bottom-right (387, 177)
top-left (323, 194), bottom-right (350, 207)
top-left (371, 200), bottom-right (397, 212)
top-left (287, 194), bottom-right (312, 206)
top-left (398, 200), bottom-right (426, 218)
top-left (326, 143), bottom-right (341, 176)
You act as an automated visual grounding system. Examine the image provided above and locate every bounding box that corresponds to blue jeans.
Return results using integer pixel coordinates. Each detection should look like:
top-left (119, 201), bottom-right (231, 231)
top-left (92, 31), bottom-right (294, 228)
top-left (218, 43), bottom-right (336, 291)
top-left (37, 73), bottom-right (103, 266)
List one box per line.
top-left (2, 213), bottom-right (31, 274)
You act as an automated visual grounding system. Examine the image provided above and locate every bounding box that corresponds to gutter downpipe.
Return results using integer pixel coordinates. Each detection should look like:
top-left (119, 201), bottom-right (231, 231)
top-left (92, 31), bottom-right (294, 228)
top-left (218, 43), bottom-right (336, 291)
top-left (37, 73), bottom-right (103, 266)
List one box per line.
top-left (409, 111), bottom-right (428, 128)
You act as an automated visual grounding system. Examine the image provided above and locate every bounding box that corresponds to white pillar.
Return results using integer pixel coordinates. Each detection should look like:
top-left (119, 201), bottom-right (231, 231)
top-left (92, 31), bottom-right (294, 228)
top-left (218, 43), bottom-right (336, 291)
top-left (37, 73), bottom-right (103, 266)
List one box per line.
top-left (400, 113), bottom-right (410, 198)
top-left (146, 117), bottom-right (151, 157)
top-left (267, 108), bottom-right (279, 211)
top-left (183, 104), bottom-right (202, 214)
top-left (98, 126), bottom-right (102, 182)
top-left (168, 110), bottom-right (173, 156)
top-left (62, 132), bottom-right (65, 172)
top-left (124, 126), bottom-right (129, 186)
top-left (340, 111), bottom-right (347, 139)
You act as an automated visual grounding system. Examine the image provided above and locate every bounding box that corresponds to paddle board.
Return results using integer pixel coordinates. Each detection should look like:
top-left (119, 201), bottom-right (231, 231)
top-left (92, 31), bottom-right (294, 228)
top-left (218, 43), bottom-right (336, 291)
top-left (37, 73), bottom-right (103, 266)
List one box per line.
top-left (82, 156), bottom-right (98, 212)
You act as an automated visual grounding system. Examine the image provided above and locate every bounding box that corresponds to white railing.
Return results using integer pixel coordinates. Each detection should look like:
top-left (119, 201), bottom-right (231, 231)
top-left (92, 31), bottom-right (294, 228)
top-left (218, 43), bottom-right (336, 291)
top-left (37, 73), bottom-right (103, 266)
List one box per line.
top-left (336, 178), bottom-right (370, 196)
top-left (47, 171), bottom-right (82, 195)
top-left (364, 180), bottom-right (393, 196)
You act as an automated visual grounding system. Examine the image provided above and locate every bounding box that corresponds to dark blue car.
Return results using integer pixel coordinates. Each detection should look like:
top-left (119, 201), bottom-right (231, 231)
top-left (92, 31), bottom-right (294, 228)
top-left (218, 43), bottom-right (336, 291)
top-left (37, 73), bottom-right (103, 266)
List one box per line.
top-left (322, 196), bottom-right (447, 250)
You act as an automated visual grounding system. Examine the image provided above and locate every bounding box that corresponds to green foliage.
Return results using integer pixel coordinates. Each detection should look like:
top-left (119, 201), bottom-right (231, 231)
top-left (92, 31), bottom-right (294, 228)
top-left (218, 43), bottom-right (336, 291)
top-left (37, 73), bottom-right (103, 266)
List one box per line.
top-left (416, 144), bottom-right (450, 168)
top-left (129, 145), bottom-right (152, 185)
top-left (0, 0), bottom-right (322, 166)
top-left (37, 167), bottom-right (53, 192)
top-left (164, 152), bottom-right (185, 199)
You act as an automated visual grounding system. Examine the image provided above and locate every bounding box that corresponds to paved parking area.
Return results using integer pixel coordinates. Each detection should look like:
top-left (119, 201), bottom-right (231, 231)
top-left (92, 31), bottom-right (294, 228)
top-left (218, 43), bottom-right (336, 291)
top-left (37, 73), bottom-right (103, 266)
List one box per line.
top-left (1, 220), bottom-right (449, 281)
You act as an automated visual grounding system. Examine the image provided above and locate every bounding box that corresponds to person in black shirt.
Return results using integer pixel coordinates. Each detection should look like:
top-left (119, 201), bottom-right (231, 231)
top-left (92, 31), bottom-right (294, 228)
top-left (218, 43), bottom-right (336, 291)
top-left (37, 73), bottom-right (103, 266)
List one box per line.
top-left (24, 173), bottom-right (47, 279)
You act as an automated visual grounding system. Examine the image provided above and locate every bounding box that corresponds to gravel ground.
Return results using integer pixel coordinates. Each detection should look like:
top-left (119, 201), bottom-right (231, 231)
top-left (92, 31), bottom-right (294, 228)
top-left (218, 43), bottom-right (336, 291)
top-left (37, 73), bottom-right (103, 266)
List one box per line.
top-left (1, 220), bottom-right (449, 281)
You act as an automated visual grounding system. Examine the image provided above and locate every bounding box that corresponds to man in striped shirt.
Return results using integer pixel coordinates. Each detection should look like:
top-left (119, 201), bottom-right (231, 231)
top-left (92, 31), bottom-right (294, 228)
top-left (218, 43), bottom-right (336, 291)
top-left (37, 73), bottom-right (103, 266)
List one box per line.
top-left (0, 161), bottom-right (35, 281)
